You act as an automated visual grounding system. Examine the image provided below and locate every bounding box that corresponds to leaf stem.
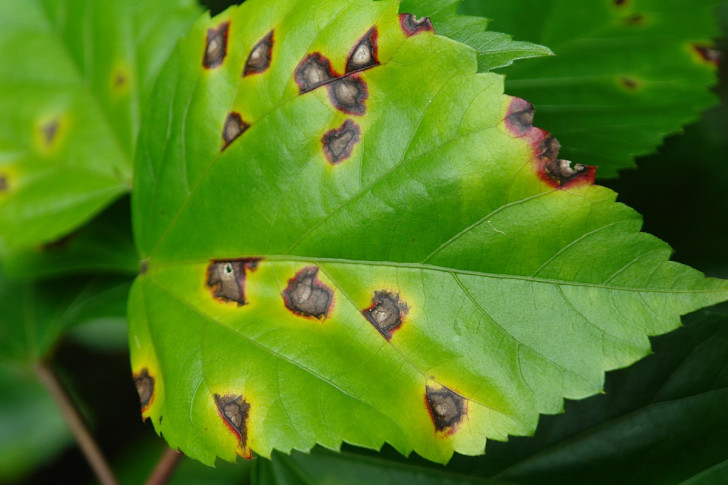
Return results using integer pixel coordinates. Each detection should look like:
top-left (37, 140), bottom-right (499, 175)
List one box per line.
top-left (144, 447), bottom-right (183, 485)
top-left (34, 361), bottom-right (119, 485)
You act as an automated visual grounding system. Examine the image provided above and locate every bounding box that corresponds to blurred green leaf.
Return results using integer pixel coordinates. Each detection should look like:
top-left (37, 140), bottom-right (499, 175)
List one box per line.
top-left (0, 274), bottom-right (131, 366)
top-left (0, 365), bottom-right (70, 483)
top-left (464, 0), bottom-right (721, 176)
top-left (0, 0), bottom-right (201, 248)
top-left (1, 196), bottom-right (138, 280)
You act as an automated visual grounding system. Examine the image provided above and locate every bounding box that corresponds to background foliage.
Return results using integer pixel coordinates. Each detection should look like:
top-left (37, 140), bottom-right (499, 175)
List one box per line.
top-left (0, 0), bottom-right (726, 483)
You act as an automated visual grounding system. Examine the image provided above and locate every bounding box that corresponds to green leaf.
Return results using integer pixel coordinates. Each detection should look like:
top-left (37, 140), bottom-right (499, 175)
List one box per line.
top-left (401, 0), bottom-right (553, 71)
top-left (129, 0), bottom-right (728, 465)
top-left (0, 196), bottom-right (138, 280)
top-left (0, 0), bottom-right (201, 248)
top-left (0, 365), bottom-right (70, 482)
top-left (462, 0), bottom-right (721, 176)
top-left (0, 274), bottom-right (131, 366)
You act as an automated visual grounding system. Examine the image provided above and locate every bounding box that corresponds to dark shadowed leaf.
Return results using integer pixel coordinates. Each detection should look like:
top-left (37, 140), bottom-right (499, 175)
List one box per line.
top-left (463, 0), bottom-right (721, 176)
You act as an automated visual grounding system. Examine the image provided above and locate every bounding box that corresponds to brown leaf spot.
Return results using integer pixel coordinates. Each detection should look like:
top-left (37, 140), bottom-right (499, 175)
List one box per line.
top-left (214, 394), bottom-right (251, 453)
top-left (203, 22), bottom-right (230, 69)
top-left (623, 13), bottom-right (645, 25)
top-left (295, 53), bottom-right (335, 94)
top-left (693, 44), bottom-right (722, 65)
top-left (620, 76), bottom-right (640, 89)
top-left (134, 368), bottom-right (155, 411)
top-left (206, 259), bottom-right (259, 306)
top-left (0, 175), bottom-right (6, 192)
top-left (244, 30), bottom-right (274, 76)
top-left (41, 119), bottom-right (60, 147)
top-left (221, 112), bottom-right (250, 151)
top-left (538, 136), bottom-right (596, 188)
top-left (328, 76), bottom-right (368, 115)
top-left (346, 26), bottom-right (380, 74)
top-left (282, 266), bottom-right (333, 320)
top-left (399, 13), bottom-right (434, 37)
top-left (322, 119), bottom-right (361, 164)
top-left (504, 97), bottom-right (534, 136)
top-left (425, 385), bottom-right (466, 433)
top-left (363, 291), bottom-right (408, 340)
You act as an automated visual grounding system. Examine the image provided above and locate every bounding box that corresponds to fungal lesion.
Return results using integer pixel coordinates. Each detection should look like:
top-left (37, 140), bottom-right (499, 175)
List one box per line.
top-left (363, 290), bottom-right (408, 340)
top-left (329, 77), bottom-right (368, 115)
top-left (244, 30), bottom-right (274, 76)
top-left (425, 384), bottom-right (466, 434)
top-left (504, 97), bottom-right (535, 136)
top-left (0, 174), bottom-right (8, 193)
top-left (322, 119), bottom-right (360, 164)
top-left (214, 393), bottom-right (252, 458)
top-left (282, 266), bottom-right (334, 320)
top-left (346, 26), bottom-right (379, 73)
top-left (294, 53), bottom-right (335, 93)
top-left (221, 112), bottom-right (250, 151)
top-left (133, 368), bottom-right (155, 412)
top-left (206, 259), bottom-right (259, 306)
top-left (203, 22), bottom-right (230, 69)
top-left (540, 136), bottom-right (593, 186)
top-left (399, 13), bottom-right (434, 36)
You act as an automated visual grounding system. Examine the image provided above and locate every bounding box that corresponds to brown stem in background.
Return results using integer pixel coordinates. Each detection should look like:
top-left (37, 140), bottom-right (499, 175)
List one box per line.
top-left (144, 447), bottom-right (183, 485)
top-left (34, 362), bottom-right (119, 485)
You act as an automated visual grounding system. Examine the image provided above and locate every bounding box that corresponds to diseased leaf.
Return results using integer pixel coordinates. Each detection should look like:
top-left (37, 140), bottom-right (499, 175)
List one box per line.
top-left (462, 0), bottom-right (721, 176)
top-left (0, 0), bottom-right (201, 248)
top-left (129, 0), bottom-right (728, 465)
top-left (402, 0), bottom-right (553, 71)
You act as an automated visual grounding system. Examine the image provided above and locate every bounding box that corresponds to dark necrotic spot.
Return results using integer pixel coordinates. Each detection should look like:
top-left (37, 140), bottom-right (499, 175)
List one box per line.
top-left (322, 119), bottom-right (361, 164)
top-left (42, 119), bottom-right (59, 146)
top-left (203, 22), bottom-right (230, 69)
top-left (214, 394), bottom-right (250, 447)
top-left (346, 26), bottom-right (380, 73)
top-left (363, 290), bottom-right (408, 340)
top-left (399, 13), bottom-right (434, 37)
top-left (140, 259), bottom-right (149, 275)
top-left (694, 44), bottom-right (722, 64)
top-left (328, 76), bottom-right (368, 115)
top-left (282, 266), bottom-right (333, 319)
top-left (221, 112), bottom-right (250, 151)
top-left (295, 53), bottom-right (335, 94)
top-left (426, 385), bottom-right (466, 433)
top-left (620, 76), bottom-right (639, 89)
top-left (505, 97), bottom-right (534, 135)
top-left (244, 30), bottom-right (274, 76)
top-left (614, 0), bottom-right (627, 5)
top-left (134, 368), bottom-right (155, 410)
top-left (0, 175), bottom-right (6, 192)
top-left (206, 259), bottom-right (259, 306)
top-left (623, 13), bottom-right (644, 25)
top-left (539, 136), bottom-right (596, 187)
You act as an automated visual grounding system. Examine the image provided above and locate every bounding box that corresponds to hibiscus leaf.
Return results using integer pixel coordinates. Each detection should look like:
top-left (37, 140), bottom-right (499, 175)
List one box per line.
top-left (463, 0), bottom-right (722, 176)
top-left (129, 0), bottom-right (728, 465)
top-left (0, 0), bottom-right (200, 248)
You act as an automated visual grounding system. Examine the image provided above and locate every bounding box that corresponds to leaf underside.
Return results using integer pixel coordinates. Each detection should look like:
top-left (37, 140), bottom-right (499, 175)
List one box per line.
top-left (463, 0), bottom-right (721, 176)
top-left (129, 0), bottom-right (728, 465)
top-left (0, 0), bottom-right (200, 249)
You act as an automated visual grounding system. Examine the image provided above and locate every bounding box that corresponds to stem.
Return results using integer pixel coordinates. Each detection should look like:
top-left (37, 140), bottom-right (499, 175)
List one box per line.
top-left (145, 447), bottom-right (183, 485)
top-left (34, 362), bottom-right (119, 485)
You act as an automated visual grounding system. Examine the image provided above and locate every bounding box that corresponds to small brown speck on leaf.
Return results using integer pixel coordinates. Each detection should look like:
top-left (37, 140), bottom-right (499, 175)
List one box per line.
top-left (221, 112), bottom-right (250, 151)
top-left (399, 13), bottom-right (434, 36)
top-left (203, 22), bottom-right (230, 69)
top-left (134, 368), bottom-right (155, 410)
top-left (282, 266), bottom-right (333, 319)
top-left (346, 27), bottom-right (380, 73)
top-left (214, 393), bottom-right (250, 448)
top-left (322, 119), bottom-right (361, 164)
top-left (363, 290), bottom-right (408, 339)
top-left (244, 30), bottom-right (274, 76)
top-left (426, 385), bottom-right (466, 433)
